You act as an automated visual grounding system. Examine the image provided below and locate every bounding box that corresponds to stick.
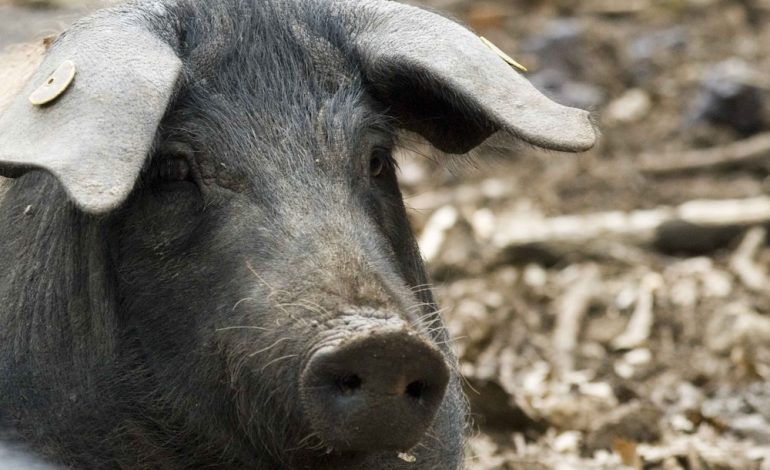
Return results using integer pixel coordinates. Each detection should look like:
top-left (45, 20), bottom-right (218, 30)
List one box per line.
top-left (730, 226), bottom-right (768, 291)
top-left (553, 265), bottom-right (599, 372)
top-left (612, 272), bottom-right (661, 350)
top-left (639, 132), bottom-right (770, 175)
top-left (489, 196), bottom-right (770, 250)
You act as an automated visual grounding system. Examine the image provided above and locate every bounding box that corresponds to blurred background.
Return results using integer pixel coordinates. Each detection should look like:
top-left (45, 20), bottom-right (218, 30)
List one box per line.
top-left (2, 0), bottom-right (770, 468)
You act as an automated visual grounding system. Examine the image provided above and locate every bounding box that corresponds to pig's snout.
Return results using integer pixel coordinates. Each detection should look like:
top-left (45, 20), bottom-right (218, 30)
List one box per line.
top-left (300, 328), bottom-right (450, 453)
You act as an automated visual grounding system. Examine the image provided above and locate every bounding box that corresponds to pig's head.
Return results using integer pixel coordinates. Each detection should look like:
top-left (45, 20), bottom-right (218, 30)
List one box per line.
top-left (0, 0), bottom-right (595, 468)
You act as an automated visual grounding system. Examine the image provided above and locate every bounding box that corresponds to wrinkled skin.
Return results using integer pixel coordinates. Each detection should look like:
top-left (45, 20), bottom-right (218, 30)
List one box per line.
top-left (0, 1), bottom-right (467, 469)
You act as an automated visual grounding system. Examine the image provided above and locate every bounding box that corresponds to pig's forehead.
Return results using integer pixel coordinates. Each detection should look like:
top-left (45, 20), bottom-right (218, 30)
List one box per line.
top-left (169, 0), bottom-right (358, 91)
top-left (163, 1), bottom-right (383, 145)
top-left (173, 79), bottom-right (389, 150)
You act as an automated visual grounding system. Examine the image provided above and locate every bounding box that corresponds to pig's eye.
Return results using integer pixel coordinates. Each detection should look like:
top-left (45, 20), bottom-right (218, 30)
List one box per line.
top-left (369, 149), bottom-right (392, 178)
top-left (157, 157), bottom-right (192, 183)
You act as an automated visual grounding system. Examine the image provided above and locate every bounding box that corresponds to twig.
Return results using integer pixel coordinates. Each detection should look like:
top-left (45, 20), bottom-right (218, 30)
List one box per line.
top-left (612, 272), bottom-right (661, 350)
top-left (639, 132), bottom-right (770, 175)
top-left (729, 226), bottom-right (768, 291)
top-left (490, 196), bottom-right (770, 250)
top-left (553, 264), bottom-right (600, 372)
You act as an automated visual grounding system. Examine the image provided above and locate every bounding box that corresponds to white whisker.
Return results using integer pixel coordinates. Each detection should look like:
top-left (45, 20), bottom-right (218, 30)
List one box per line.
top-left (248, 337), bottom-right (292, 357)
top-left (216, 325), bottom-right (270, 332)
top-left (260, 354), bottom-right (298, 372)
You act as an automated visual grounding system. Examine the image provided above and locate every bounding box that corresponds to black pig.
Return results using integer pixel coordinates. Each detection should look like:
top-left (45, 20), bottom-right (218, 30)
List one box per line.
top-left (0, 0), bottom-right (595, 468)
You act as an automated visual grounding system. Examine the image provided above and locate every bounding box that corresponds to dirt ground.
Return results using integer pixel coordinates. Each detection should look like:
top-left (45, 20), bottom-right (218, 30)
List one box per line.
top-left (2, 0), bottom-right (770, 468)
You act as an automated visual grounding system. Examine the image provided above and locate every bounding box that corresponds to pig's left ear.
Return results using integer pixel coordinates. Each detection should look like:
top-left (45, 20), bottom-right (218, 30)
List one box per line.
top-left (0, 10), bottom-right (182, 215)
top-left (349, 1), bottom-right (596, 154)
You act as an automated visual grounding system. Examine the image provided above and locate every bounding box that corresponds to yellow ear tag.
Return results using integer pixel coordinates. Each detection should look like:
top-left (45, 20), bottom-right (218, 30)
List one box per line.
top-left (479, 36), bottom-right (528, 72)
top-left (29, 60), bottom-right (76, 106)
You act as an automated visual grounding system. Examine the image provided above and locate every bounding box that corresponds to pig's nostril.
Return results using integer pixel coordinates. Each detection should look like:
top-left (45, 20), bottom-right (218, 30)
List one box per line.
top-left (335, 374), bottom-right (362, 394)
top-left (405, 380), bottom-right (427, 400)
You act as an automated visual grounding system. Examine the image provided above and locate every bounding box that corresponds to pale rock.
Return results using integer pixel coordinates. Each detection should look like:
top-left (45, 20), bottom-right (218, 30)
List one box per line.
top-left (605, 88), bottom-right (651, 124)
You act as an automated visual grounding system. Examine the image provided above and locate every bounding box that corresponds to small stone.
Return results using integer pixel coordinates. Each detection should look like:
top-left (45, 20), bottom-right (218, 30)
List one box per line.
top-left (669, 277), bottom-right (698, 308)
top-left (623, 348), bottom-right (652, 366)
top-left (700, 269), bottom-right (732, 298)
top-left (471, 208), bottom-right (496, 241)
top-left (604, 88), bottom-right (651, 124)
top-left (523, 264), bottom-right (548, 288)
top-left (671, 414), bottom-right (696, 433)
top-left (553, 431), bottom-right (581, 453)
top-left (614, 361), bottom-right (635, 379)
top-left (615, 286), bottom-right (636, 310)
top-left (579, 382), bottom-right (616, 402)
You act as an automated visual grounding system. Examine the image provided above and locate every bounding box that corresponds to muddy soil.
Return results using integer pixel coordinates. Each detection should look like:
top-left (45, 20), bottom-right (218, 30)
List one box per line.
top-left (2, 0), bottom-right (770, 468)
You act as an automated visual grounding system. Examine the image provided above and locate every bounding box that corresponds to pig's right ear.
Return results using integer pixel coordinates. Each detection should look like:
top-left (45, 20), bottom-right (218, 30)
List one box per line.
top-left (0, 10), bottom-right (182, 215)
top-left (349, 1), bottom-right (596, 155)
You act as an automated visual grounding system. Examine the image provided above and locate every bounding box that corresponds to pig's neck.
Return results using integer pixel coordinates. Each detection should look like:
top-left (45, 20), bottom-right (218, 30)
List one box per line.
top-left (0, 172), bottom-right (123, 463)
top-left (0, 172), bottom-right (271, 469)
top-left (0, 172), bottom-right (117, 369)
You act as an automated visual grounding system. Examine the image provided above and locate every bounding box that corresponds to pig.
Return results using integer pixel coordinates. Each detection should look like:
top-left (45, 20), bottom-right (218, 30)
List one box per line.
top-left (0, 0), bottom-right (595, 468)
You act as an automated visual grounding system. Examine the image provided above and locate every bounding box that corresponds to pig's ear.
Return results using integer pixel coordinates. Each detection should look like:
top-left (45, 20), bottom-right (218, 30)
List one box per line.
top-left (0, 10), bottom-right (182, 215)
top-left (349, 1), bottom-right (596, 154)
